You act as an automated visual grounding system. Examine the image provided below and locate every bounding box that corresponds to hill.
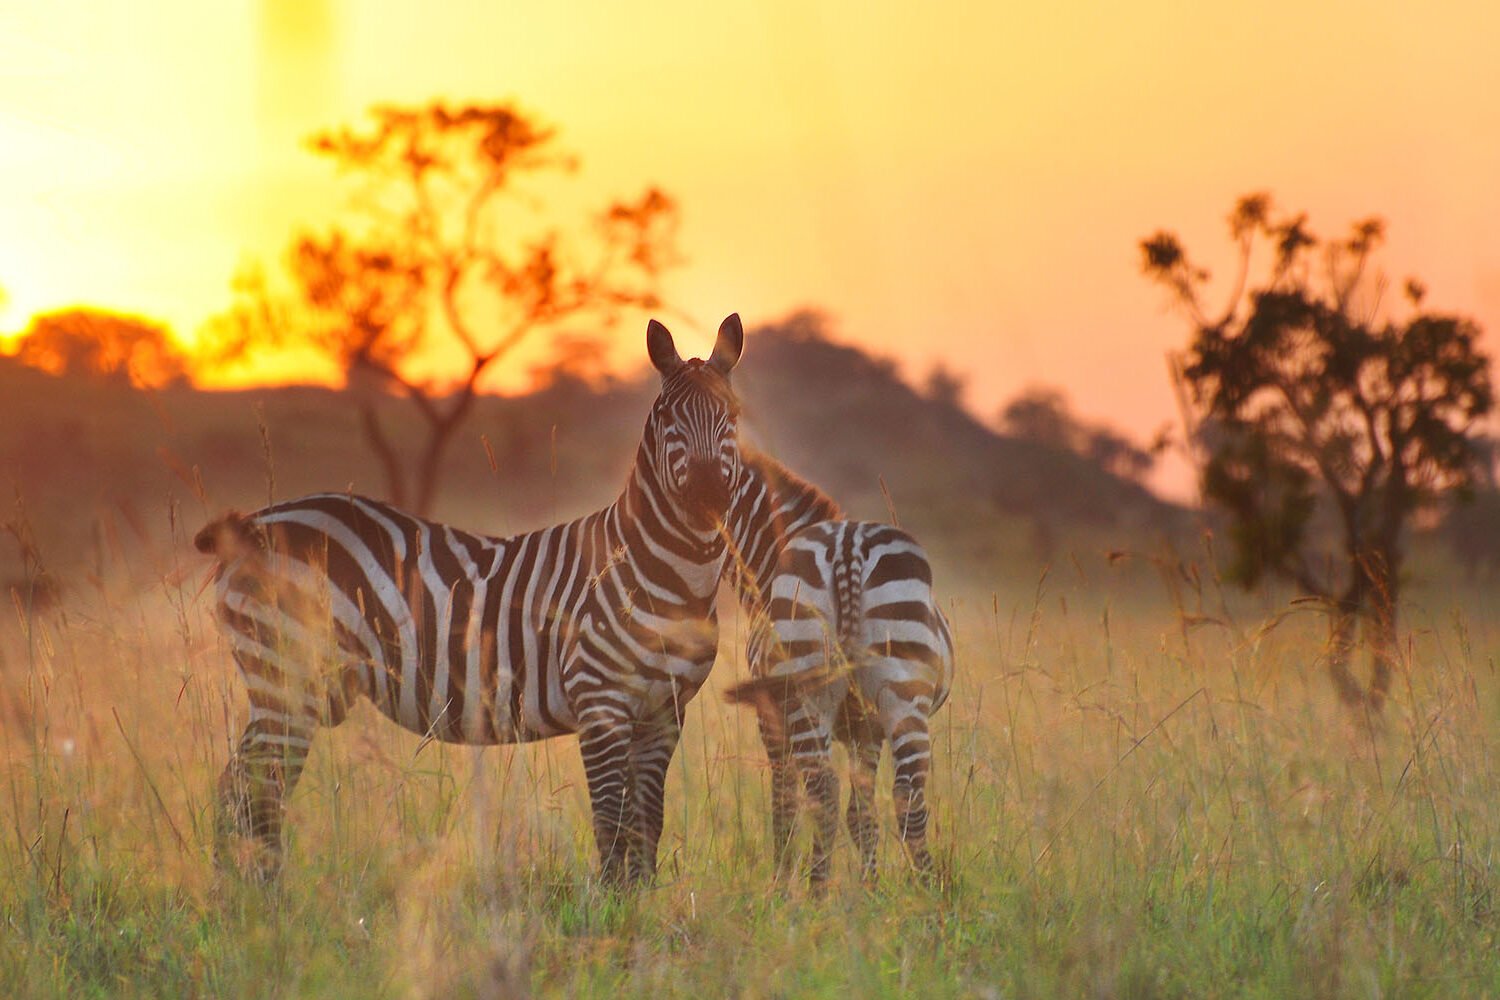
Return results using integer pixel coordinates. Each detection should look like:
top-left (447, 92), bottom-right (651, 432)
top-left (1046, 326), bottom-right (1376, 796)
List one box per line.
top-left (0, 318), bottom-right (1189, 588)
top-left (734, 315), bottom-right (1185, 567)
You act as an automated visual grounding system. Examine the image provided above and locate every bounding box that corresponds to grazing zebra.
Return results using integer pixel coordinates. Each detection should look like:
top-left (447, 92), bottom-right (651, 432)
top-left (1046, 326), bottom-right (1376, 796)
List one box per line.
top-left (726, 521), bottom-right (954, 889)
top-left (196, 315), bottom-right (744, 884)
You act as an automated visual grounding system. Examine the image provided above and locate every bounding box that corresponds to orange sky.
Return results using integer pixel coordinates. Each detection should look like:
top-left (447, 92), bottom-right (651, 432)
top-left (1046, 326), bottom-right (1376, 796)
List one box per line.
top-left (3, 1), bottom-right (1499, 498)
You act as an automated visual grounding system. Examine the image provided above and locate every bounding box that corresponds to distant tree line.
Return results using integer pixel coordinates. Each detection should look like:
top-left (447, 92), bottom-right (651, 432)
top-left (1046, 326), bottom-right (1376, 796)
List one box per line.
top-left (9, 309), bottom-right (189, 388)
top-left (997, 385), bottom-right (1164, 484)
top-left (922, 362), bottom-right (1163, 484)
top-left (5, 121), bottom-right (1498, 724)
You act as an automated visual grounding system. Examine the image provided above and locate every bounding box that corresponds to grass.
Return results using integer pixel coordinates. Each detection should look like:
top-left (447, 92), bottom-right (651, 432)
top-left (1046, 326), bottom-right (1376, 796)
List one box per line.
top-left (3, 521), bottom-right (1500, 998)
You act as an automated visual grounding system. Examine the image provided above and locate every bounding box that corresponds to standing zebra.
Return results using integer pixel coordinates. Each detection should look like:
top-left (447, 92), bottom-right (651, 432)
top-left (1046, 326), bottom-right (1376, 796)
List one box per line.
top-left (196, 315), bottom-right (744, 884)
top-left (726, 520), bottom-right (954, 890)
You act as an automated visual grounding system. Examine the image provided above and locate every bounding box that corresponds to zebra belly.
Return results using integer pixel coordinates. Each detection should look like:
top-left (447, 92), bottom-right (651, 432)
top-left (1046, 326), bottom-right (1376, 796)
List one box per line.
top-left (364, 695), bottom-right (571, 746)
top-left (352, 576), bottom-right (580, 745)
top-left (358, 629), bottom-right (580, 745)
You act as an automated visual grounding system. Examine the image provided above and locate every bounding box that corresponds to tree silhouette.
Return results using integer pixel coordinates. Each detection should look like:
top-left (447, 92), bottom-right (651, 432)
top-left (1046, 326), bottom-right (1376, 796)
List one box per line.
top-left (922, 362), bottom-right (968, 409)
top-left (1142, 194), bottom-right (1493, 710)
top-left (999, 385), bottom-right (1159, 482)
top-left (526, 332), bottom-right (615, 391)
top-left (214, 101), bottom-right (679, 514)
top-left (999, 386), bottom-right (1073, 449)
top-left (1437, 437), bottom-right (1500, 580)
top-left (14, 308), bottom-right (188, 388)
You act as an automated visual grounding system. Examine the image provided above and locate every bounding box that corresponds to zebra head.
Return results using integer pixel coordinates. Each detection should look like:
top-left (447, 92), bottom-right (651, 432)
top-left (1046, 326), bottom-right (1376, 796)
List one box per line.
top-left (643, 313), bottom-right (745, 530)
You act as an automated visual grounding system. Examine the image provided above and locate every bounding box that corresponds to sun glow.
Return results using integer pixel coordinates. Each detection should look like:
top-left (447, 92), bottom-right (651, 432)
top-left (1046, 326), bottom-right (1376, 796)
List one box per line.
top-left (1, 0), bottom-right (1497, 468)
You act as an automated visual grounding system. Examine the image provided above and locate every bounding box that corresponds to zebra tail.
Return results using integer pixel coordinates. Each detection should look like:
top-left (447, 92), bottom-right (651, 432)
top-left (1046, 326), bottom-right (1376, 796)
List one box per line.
top-left (724, 669), bottom-right (843, 709)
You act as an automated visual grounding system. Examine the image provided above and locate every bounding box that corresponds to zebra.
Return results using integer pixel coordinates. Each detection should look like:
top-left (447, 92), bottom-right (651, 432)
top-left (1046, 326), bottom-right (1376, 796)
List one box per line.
top-left (726, 520), bottom-right (954, 890)
top-left (195, 315), bottom-right (745, 884)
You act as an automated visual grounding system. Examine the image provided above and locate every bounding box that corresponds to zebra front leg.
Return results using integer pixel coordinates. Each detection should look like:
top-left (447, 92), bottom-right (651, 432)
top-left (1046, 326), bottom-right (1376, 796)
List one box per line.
top-left (578, 708), bottom-right (638, 887)
top-left (216, 684), bottom-right (320, 881)
top-left (630, 708), bottom-right (684, 884)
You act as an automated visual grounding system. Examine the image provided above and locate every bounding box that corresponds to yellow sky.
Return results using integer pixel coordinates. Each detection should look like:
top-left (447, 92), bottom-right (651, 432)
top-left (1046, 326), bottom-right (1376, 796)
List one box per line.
top-left (3, 1), bottom-right (1499, 497)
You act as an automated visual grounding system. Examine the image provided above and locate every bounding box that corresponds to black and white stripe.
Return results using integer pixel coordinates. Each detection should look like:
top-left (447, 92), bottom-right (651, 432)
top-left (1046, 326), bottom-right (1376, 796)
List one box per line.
top-left (728, 521), bottom-right (954, 888)
top-left (723, 450), bottom-right (843, 612)
top-left (198, 316), bottom-right (745, 884)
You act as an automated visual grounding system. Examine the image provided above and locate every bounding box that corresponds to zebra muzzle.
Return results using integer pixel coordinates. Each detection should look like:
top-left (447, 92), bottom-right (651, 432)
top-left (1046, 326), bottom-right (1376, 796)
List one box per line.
top-left (681, 459), bottom-right (730, 521)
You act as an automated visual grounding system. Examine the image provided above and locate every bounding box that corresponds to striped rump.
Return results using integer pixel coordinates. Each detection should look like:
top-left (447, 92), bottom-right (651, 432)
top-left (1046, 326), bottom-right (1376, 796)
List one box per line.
top-left (727, 520), bottom-right (954, 889)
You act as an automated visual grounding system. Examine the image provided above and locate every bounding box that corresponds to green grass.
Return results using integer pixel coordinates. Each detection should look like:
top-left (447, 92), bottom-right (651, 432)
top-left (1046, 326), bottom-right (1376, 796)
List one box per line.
top-left (3, 538), bottom-right (1499, 998)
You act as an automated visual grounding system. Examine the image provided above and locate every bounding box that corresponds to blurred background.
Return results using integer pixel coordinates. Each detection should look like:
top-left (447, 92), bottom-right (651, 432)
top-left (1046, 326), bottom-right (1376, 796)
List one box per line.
top-left (1, 0), bottom-right (1498, 611)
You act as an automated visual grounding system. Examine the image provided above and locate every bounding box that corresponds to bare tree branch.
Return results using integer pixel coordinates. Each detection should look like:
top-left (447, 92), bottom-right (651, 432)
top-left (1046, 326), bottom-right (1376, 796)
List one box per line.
top-left (208, 100), bottom-right (681, 515)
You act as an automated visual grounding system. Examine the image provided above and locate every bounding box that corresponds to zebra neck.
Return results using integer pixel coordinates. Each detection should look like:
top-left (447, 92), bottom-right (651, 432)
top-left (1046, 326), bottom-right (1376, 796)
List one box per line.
top-left (615, 449), bottom-right (727, 598)
top-left (730, 451), bottom-right (842, 611)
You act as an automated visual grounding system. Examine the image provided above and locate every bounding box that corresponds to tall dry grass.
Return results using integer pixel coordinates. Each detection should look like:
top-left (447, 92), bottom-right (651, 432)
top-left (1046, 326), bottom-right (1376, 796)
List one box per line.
top-left (1, 509), bottom-right (1498, 997)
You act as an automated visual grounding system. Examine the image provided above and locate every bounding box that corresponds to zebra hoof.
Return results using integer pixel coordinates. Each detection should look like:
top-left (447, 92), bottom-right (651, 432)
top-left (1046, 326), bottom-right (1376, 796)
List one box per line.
top-left (215, 834), bottom-right (282, 883)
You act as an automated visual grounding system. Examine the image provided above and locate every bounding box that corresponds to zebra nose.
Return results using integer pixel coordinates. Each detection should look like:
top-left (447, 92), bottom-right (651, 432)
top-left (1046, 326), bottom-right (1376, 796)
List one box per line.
top-left (684, 457), bottom-right (728, 505)
top-left (685, 457), bottom-right (719, 488)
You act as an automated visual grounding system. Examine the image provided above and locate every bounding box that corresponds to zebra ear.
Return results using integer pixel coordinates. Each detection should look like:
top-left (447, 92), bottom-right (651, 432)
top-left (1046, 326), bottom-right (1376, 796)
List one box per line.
top-left (647, 319), bottom-right (684, 376)
top-left (707, 313), bottom-right (744, 374)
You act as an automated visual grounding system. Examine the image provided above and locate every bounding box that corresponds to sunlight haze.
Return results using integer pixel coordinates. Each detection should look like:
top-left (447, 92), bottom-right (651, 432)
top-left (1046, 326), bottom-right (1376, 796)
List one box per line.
top-left (2, 1), bottom-right (1498, 498)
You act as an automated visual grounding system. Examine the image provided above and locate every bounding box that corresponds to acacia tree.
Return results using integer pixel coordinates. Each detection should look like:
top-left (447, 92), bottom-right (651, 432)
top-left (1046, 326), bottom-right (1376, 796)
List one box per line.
top-left (216, 102), bottom-right (679, 514)
top-left (15, 308), bottom-right (188, 387)
top-left (1141, 194), bottom-right (1493, 709)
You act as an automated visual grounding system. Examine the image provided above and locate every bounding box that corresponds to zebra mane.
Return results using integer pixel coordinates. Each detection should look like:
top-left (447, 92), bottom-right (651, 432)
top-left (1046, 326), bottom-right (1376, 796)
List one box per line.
top-left (740, 447), bottom-right (842, 523)
top-left (726, 448), bottom-right (842, 610)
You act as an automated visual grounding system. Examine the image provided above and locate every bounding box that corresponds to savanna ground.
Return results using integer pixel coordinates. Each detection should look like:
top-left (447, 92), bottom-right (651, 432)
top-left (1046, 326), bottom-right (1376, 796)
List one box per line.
top-left (2, 513), bottom-right (1499, 999)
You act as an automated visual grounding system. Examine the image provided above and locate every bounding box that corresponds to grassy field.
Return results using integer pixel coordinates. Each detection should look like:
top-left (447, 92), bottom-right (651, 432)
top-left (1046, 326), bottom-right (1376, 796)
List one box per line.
top-left (2, 522), bottom-right (1499, 999)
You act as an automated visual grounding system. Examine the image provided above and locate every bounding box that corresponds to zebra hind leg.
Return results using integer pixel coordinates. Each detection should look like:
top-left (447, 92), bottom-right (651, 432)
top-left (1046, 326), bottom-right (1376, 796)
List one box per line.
top-left (844, 733), bottom-right (882, 885)
top-left (752, 702), bottom-right (799, 881)
top-left (888, 714), bottom-right (935, 881)
top-left (835, 694), bottom-right (881, 885)
top-left (215, 640), bottom-right (364, 881)
top-left (788, 697), bottom-right (838, 894)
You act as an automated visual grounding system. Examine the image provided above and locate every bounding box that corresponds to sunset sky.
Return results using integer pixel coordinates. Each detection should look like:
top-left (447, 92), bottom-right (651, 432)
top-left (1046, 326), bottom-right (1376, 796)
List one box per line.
top-left (2, 1), bottom-right (1498, 497)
